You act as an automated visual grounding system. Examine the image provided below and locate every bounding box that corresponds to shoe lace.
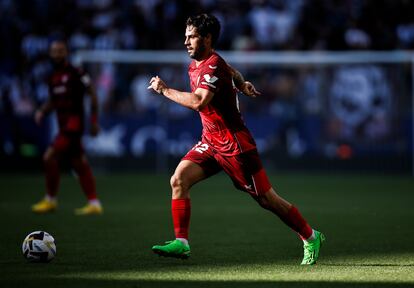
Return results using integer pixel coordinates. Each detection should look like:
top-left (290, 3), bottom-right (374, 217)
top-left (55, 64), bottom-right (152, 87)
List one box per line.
top-left (303, 242), bottom-right (316, 262)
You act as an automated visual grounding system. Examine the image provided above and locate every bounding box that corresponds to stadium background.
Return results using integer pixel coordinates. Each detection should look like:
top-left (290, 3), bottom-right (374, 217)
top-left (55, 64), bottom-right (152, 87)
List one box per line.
top-left (1, 0), bottom-right (413, 174)
top-left (1, 1), bottom-right (414, 287)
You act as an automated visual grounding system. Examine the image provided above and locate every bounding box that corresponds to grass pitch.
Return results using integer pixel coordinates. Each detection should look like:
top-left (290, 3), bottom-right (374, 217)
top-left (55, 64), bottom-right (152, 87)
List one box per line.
top-left (0, 172), bottom-right (413, 288)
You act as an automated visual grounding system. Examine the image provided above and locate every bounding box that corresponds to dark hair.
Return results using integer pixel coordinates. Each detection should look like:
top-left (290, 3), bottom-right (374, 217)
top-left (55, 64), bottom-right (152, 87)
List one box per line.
top-left (186, 14), bottom-right (221, 47)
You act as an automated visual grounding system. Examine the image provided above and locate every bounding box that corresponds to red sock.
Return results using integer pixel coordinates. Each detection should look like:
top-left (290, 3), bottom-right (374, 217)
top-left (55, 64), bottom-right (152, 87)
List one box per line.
top-left (284, 206), bottom-right (313, 240)
top-left (45, 157), bottom-right (60, 197)
top-left (74, 161), bottom-right (97, 200)
top-left (171, 199), bottom-right (191, 239)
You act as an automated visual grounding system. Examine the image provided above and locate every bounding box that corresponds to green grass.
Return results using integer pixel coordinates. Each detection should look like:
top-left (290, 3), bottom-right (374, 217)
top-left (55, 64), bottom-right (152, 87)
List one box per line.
top-left (0, 172), bottom-right (414, 288)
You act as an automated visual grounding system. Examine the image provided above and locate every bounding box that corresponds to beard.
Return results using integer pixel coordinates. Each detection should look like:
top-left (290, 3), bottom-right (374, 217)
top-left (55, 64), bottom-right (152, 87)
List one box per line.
top-left (189, 42), bottom-right (206, 60)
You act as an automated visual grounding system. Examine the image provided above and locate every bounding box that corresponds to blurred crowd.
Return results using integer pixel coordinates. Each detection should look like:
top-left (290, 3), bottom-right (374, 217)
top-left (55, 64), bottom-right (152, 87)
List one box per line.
top-left (0, 0), bottom-right (413, 147)
top-left (1, 0), bottom-right (414, 113)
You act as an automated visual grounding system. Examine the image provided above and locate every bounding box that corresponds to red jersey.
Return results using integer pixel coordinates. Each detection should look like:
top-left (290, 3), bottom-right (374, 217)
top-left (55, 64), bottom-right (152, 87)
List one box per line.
top-left (48, 63), bottom-right (91, 134)
top-left (188, 52), bottom-right (256, 156)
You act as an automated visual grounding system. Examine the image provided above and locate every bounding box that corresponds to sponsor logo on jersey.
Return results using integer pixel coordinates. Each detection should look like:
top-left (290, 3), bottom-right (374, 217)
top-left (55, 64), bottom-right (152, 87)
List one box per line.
top-left (201, 82), bottom-right (216, 88)
top-left (202, 74), bottom-right (218, 88)
top-left (204, 74), bottom-right (218, 83)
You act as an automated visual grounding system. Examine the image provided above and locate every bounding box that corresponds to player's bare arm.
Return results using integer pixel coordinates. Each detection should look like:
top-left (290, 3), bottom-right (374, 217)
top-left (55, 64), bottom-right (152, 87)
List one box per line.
top-left (86, 85), bottom-right (100, 136)
top-left (34, 101), bottom-right (54, 125)
top-left (228, 65), bottom-right (261, 98)
top-left (148, 76), bottom-right (214, 111)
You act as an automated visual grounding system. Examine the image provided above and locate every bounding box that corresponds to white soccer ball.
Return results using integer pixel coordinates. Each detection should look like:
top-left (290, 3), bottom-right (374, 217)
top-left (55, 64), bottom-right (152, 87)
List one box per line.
top-left (22, 231), bottom-right (56, 262)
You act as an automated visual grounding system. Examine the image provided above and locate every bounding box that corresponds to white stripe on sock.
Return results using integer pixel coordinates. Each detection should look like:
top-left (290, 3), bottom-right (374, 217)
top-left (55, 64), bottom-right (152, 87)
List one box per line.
top-left (176, 238), bottom-right (189, 246)
top-left (304, 229), bottom-right (316, 243)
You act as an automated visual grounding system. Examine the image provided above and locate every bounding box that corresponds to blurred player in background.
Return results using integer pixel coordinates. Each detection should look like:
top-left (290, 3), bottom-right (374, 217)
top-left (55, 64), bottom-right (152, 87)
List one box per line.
top-left (148, 14), bottom-right (324, 264)
top-left (32, 40), bottom-right (103, 215)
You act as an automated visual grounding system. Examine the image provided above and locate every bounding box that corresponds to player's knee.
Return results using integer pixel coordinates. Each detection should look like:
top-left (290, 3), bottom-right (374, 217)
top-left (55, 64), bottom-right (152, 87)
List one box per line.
top-left (170, 173), bottom-right (188, 197)
top-left (170, 173), bottom-right (184, 190)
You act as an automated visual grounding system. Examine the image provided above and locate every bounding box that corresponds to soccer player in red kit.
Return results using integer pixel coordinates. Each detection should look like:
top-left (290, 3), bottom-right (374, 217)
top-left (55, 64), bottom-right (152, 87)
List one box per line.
top-left (148, 14), bottom-right (324, 264)
top-left (31, 40), bottom-right (103, 215)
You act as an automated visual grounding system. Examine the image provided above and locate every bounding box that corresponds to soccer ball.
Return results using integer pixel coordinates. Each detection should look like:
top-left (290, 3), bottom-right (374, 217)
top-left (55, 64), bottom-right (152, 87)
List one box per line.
top-left (22, 231), bottom-right (56, 262)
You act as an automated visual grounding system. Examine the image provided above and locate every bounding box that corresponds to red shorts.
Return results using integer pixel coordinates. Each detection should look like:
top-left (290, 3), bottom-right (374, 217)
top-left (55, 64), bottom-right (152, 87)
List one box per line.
top-left (52, 132), bottom-right (84, 157)
top-left (182, 141), bottom-right (272, 196)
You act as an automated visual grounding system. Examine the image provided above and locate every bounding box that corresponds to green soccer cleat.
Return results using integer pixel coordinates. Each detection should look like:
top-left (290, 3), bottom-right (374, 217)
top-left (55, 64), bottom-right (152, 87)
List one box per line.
top-left (152, 239), bottom-right (191, 259)
top-left (301, 230), bottom-right (325, 265)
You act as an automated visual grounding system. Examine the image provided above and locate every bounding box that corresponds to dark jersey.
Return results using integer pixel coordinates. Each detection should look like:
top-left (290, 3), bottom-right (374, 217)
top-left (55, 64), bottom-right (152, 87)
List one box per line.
top-left (48, 63), bottom-right (91, 134)
top-left (188, 52), bottom-right (256, 156)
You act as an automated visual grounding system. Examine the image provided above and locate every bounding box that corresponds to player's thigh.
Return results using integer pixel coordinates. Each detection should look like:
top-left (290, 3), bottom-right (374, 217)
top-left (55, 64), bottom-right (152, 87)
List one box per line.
top-left (181, 142), bottom-right (221, 177)
top-left (175, 143), bottom-right (221, 189)
top-left (218, 149), bottom-right (272, 196)
top-left (172, 160), bottom-right (209, 189)
top-left (52, 133), bottom-right (83, 156)
top-left (52, 133), bottom-right (70, 153)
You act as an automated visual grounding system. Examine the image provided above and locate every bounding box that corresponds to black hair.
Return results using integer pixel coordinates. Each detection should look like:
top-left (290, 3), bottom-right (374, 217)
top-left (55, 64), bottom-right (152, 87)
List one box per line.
top-left (186, 14), bottom-right (221, 47)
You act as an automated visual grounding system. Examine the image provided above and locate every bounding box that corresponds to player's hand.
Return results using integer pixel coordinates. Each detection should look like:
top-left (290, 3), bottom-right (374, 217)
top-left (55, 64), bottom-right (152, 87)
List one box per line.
top-left (34, 110), bottom-right (44, 125)
top-left (240, 81), bottom-right (261, 98)
top-left (147, 76), bottom-right (167, 94)
top-left (90, 123), bottom-right (100, 137)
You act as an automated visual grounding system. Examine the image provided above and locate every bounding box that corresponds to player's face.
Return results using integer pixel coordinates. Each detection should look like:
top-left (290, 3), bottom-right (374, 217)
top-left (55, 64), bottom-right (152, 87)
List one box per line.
top-left (49, 42), bottom-right (68, 65)
top-left (184, 26), bottom-right (208, 60)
